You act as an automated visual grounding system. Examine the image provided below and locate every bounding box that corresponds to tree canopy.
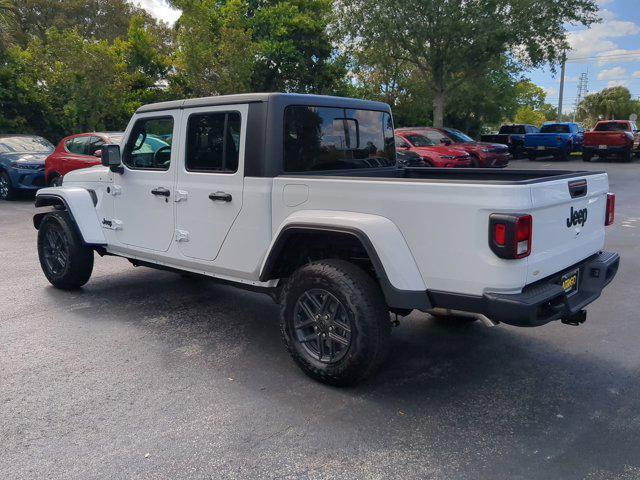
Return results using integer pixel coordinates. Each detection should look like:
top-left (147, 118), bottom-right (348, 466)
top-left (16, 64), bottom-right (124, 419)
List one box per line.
top-left (338, 0), bottom-right (599, 127)
top-left (577, 86), bottom-right (640, 127)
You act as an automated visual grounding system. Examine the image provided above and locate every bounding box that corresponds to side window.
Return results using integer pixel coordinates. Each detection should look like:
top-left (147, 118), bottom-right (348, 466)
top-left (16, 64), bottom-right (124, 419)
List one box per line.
top-left (395, 136), bottom-right (409, 148)
top-left (185, 111), bottom-right (241, 173)
top-left (66, 137), bottom-right (90, 154)
top-left (283, 106), bottom-right (395, 172)
top-left (86, 136), bottom-right (105, 156)
top-left (123, 117), bottom-right (174, 171)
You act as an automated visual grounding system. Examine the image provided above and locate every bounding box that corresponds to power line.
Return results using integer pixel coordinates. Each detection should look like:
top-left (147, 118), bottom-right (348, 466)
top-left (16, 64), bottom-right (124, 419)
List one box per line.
top-left (566, 52), bottom-right (640, 62)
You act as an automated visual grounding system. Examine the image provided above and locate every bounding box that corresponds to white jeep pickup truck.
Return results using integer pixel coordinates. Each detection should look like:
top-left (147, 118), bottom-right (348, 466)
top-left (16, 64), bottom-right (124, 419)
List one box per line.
top-left (33, 93), bottom-right (619, 385)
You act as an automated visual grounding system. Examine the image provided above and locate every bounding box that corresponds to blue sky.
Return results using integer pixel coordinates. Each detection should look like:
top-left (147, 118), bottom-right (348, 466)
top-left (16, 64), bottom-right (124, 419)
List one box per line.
top-left (526, 0), bottom-right (640, 112)
top-left (135, 0), bottom-right (639, 114)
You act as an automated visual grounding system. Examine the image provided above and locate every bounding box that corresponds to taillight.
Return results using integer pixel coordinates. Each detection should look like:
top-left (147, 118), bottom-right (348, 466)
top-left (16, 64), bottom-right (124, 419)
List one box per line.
top-left (605, 193), bottom-right (615, 226)
top-left (489, 214), bottom-right (532, 259)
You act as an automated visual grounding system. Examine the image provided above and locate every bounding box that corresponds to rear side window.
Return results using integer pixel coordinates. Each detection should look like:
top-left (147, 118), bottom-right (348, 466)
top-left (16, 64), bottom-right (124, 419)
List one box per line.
top-left (86, 136), bottom-right (105, 156)
top-left (66, 136), bottom-right (91, 154)
top-left (123, 117), bottom-right (174, 171)
top-left (186, 111), bottom-right (241, 173)
top-left (283, 106), bottom-right (395, 172)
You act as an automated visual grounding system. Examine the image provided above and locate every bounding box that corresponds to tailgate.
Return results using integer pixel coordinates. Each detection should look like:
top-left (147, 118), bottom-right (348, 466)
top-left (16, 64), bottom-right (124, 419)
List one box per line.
top-left (584, 131), bottom-right (628, 147)
top-left (526, 173), bottom-right (609, 284)
top-left (525, 133), bottom-right (564, 148)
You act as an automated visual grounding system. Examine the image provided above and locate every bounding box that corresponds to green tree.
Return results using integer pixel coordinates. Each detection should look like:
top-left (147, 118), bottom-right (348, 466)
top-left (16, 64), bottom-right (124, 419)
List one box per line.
top-left (10, 0), bottom-right (159, 46)
top-left (0, 0), bottom-right (16, 54)
top-left (339, 0), bottom-right (599, 127)
top-left (514, 105), bottom-right (547, 127)
top-left (577, 86), bottom-right (640, 126)
top-left (170, 0), bottom-right (255, 96)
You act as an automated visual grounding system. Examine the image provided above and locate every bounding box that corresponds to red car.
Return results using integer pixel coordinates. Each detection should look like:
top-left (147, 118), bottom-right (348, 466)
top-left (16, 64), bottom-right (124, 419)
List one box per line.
top-left (397, 127), bottom-right (510, 168)
top-left (45, 132), bottom-right (123, 186)
top-left (394, 131), bottom-right (471, 167)
top-left (583, 120), bottom-right (639, 162)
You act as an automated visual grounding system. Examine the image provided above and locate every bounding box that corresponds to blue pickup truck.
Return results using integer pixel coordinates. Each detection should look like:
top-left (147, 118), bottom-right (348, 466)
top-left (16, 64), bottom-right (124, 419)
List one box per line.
top-left (481, 124), bottom-right (539, 158)
top-left (524, 122), bottom-right (584, 161)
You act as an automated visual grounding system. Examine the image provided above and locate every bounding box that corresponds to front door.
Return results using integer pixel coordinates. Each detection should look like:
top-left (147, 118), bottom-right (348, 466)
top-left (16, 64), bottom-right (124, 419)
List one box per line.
top-left (174, 104), bottom-right (247, 261)
top-left (113, 112), bottom-right (178, 252)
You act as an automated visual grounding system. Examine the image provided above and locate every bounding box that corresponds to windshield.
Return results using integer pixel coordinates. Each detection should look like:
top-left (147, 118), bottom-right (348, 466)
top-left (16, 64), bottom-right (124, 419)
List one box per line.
top-left (499, 125), bottom-right (525, 134)
top-left (0, 136), bottom-right (54, 153)
top-left (540, 124), bottom-right (570, 134)
top-left (404, 134), bottom-right (436, 147)
top-left (443, 128), bottom-right (474, 143)
top-left (594, 122), bottom-right (630, 132)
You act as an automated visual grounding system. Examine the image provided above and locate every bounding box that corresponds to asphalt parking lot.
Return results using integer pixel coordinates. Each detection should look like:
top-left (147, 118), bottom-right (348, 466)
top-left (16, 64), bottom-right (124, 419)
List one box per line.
top-left (1, 157), bottom-right (640, 480)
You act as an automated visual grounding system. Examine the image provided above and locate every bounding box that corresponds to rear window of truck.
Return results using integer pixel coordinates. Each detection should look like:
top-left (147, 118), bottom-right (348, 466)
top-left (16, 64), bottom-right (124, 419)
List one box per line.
top-left (499, 125), bottom-right (525, 134)
top-left (283, 106), bottom-right (395, 172)
top-left (594, 122), bottom-right (630, 132)
top-left (540, 124), bottom-right (570, 134)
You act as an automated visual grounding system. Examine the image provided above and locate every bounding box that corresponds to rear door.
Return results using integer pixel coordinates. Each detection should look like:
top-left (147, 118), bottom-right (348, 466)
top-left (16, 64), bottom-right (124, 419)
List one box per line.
top-left (174, 104), bottom-right (247, 261)
top-left (526, 174), bottom-right (609, 283)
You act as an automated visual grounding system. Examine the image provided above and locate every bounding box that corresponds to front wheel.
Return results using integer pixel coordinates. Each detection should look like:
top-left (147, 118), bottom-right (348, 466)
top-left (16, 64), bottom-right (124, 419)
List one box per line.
top-left (0, 171), bottom-right (15, 200)
top-left (38, 212), bottom-right (94, 289)
top-left (280, 260), bottom-right (391, 386)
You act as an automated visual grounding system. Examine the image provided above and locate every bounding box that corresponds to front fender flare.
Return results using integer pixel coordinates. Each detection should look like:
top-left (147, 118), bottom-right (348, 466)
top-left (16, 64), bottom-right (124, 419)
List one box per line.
top-left (34, 187), bottom-right (106, 245)
top-left (261, 211), bottom-right (430, 310)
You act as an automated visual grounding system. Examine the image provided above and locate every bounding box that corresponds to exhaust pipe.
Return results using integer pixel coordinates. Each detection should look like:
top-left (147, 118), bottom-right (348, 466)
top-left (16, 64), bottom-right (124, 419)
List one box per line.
top-left (428, 308), bottom-right (499, 327)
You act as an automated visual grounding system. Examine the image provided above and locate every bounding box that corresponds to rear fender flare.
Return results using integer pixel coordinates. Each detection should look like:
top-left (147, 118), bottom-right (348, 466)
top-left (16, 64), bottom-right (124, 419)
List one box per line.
top-left (261, 211), bottom-right (429, 310)
top-left (34, 187), bottom-right (106, 245)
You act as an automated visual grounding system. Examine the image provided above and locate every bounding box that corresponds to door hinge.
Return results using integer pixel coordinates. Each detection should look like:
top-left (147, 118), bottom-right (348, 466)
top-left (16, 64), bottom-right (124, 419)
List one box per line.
top-left (175, 229), bottom-right (190, 242)
top-left (174, 190), bottom-right (188, 202)
top-left (102, 218), bottom-right (123, 230)
top-left (107, 185), bottom-right (122, 196)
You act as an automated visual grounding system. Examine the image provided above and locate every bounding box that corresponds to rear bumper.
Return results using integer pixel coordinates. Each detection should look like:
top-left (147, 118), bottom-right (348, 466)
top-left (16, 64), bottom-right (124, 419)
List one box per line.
top-left (583, 145), bottom-right (630, 155)
top-left (428, 251), bottom-right (620, 327)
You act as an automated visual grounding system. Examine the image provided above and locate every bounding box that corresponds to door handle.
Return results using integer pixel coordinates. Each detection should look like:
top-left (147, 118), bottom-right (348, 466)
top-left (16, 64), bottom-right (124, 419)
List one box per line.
top-left (209, 191), bottom-right (232, 202)
top-left (151, 187), bottom-right (170, 197)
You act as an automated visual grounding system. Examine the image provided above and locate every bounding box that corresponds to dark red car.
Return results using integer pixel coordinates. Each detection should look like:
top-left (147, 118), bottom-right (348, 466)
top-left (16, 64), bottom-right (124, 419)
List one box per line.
top-left (397, 127), bottom-right (510, 167)
top-left (45, 132), bottom-right (123, 186)
top-left (394, 131), bottom-right (471, 167)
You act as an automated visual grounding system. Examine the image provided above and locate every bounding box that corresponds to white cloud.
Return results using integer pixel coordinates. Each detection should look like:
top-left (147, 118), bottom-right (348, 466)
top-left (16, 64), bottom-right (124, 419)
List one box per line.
top-left (131, 0), bottom-right (181, 24)
top-left (607, 79), bottom-right (628, 88)
top-left (597, 66), bottom-right (627, 80)
top-left (567, 20), bottom-right (640, 59)
top-left (543, 86), bottom-right (558, 97)
top-left (633, 71), bottom-right (640, 78)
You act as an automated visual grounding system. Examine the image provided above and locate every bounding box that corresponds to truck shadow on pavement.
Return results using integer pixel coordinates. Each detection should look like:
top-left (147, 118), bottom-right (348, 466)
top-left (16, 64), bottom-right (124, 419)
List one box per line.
top-left (41, 264), bottom-right (640, 479)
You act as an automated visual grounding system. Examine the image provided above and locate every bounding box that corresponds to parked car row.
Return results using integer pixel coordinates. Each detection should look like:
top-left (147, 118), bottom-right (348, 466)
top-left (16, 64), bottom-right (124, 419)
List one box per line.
top-left (395, 126), bottom-right (510, 168)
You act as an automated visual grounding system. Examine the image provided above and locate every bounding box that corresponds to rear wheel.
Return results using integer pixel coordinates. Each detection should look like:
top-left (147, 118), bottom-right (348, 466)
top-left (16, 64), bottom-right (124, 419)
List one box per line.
top-left (38, 212), bottom-right (94, 289)
top-left (470, 155), bottom-right (480, 168)
top-left (622, 148), bottom-right (633, 163)
top-left (280, 259), bottom-right (390, 386)
top-left (555, 149), bottom-right (569, 161)
top-left (0, 171), bottom-right (15, 200)
top-left (583, 152), bottom-right (592, 162)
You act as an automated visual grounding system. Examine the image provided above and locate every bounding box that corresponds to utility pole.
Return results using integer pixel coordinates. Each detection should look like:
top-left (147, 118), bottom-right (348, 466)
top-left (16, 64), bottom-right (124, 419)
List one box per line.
top-left (557, 52), bottom-right (566, 122)
top-left (572, 71), bottom-right (589, 122)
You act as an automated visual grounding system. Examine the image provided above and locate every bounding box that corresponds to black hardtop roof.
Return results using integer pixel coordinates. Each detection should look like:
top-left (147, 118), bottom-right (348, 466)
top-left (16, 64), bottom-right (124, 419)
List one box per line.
top-left (136, 92), bottom-right (391, 114)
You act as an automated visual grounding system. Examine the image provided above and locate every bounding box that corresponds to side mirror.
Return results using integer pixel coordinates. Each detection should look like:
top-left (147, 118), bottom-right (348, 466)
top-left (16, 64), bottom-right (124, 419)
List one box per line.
top-left (101, 144), bottom-right (123, 173)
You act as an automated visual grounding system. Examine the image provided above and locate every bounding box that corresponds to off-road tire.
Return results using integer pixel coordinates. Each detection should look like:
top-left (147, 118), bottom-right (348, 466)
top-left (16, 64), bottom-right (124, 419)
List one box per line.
top-left (582, 152), bottom-right (592, 162)
top-left (38, 211), bottom-right (94, 289)
top-left (280, 259), bottom-right (391, 386)
top-left (622, 148), bottom-right (633, 163)
top-left (0, 171), bottom-right (15, 200)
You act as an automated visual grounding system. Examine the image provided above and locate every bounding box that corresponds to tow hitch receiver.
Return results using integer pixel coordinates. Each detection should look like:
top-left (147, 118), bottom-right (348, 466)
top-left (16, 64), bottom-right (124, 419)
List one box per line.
top-left (561, 310), bottom-right (587, 326)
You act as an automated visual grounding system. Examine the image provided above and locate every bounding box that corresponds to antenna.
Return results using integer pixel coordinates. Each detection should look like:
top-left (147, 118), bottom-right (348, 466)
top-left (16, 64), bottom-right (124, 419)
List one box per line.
top-left (572, 71), bottom-right (589, 122)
